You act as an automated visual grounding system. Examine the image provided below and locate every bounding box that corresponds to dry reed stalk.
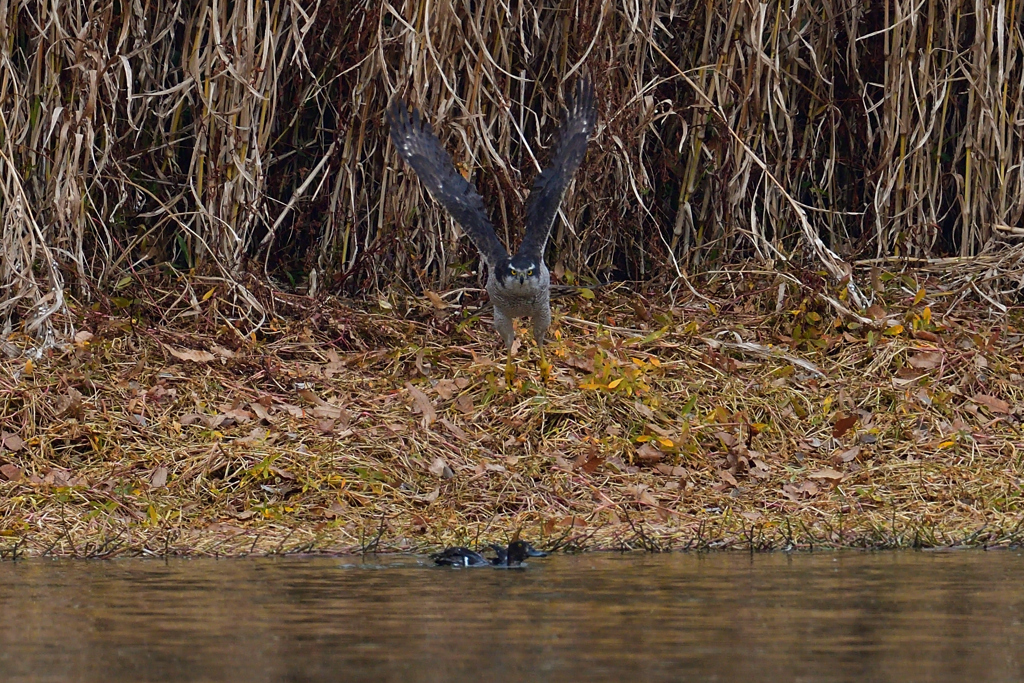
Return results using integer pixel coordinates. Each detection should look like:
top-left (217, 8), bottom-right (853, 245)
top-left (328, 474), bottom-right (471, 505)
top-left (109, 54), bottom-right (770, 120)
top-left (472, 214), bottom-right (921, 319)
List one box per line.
top-left (0, 0), bottom-right (1022, 343)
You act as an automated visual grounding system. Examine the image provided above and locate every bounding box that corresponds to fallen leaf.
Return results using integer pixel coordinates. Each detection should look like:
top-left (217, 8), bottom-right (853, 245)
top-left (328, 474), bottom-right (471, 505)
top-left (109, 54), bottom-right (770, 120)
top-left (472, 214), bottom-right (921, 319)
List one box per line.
top-left (719, 470), bottom-right (738, 487)
top-left (55, 387), bottom-right (84, 418)
top-left (406, 383), bottom-right (436, 427)
top-left (655, 464), bottom-right (687, 477)
top-left (908, 352), bottom-right (942, 370)
top-left (323, 503), bottom-right (347, 519)
top-left (211, 345), bottom-right (235, 358)
top-left (808, 468), bottom-right (845, 485)
top-left (441, 419), bottom-right (468, 441)
top-left (298, 388), bottom-right (328, 406)
top-left (222, 407), bottom-right (253, 423)
top-left (1, 432), bottom-right (24, 451)
top-left (275, 403), bottom-right (306, 419)
top-left (972, 394), bottom-right (1010, 414)
top-left (832, 414), bottom-right (858, 438)
top-left (250, 402), bottom-right (274, 422)
top-left (428, 457), bottom-right (453, 479)
top-left (0, 464), bottom-right (23, 481)
top-left (835, 446), bottom-right (861, 463)
top-left (454, 394), bottom-right (474, 414)
top-left (234, 428), bottom-right (268, 444)
top-left (636, 443), bottom-right (663, 463)
top-left (165, 345), bottom-right (216, 363)
top-left (312, 405), bottom-right (342, 420)
top-left (434, 379), bottom-right (458, 401)
top-left (150, 466), bottom-right (168, 488)
top-left (866, 304), bottom-right (887, 320)
top-left (575, 447), bottom-right (604, 473)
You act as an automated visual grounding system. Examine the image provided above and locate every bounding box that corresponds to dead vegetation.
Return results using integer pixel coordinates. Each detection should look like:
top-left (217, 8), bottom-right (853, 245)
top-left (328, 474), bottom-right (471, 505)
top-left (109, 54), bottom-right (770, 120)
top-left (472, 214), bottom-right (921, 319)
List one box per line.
top-left (2, 0), bottom-right (1024, 340)
top-left (2, 1), bottom-right (1024, 556)
top-left (1, 266), bottom-right (1023, 558)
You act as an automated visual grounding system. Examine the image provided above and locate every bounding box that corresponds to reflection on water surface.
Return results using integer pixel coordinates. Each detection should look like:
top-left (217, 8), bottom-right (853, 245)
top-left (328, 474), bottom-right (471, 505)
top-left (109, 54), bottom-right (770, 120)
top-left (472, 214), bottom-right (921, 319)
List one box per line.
top-left (0, 551), bottom-right (1022, 682)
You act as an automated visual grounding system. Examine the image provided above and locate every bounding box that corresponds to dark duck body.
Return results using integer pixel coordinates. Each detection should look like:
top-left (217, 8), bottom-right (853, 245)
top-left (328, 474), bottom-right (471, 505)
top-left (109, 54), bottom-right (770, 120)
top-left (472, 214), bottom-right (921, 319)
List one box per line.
top-left (432, 540), bottom-right (548, 568)
top-left (431, 546), bottom-right (492, 567)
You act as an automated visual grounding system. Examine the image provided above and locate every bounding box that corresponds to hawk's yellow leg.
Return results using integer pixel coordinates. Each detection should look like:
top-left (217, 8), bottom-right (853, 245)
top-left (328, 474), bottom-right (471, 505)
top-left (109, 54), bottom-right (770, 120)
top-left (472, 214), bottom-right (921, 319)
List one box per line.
top-left (505, 348), bottom-right (516, 385)
top-left (538, 345), bottom-right (551, 382)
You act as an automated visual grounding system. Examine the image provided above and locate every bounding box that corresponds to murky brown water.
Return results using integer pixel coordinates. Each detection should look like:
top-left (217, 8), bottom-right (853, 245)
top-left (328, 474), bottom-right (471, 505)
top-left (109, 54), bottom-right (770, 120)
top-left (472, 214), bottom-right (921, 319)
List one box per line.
top-left (0, 550), bottom-right (1022, 682)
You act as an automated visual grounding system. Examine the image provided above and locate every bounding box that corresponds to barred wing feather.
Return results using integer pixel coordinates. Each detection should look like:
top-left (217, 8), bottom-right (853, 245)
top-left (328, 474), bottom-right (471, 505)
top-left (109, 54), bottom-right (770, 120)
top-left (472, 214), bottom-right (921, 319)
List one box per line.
top-left (387, 101), bottom-right (509, 269)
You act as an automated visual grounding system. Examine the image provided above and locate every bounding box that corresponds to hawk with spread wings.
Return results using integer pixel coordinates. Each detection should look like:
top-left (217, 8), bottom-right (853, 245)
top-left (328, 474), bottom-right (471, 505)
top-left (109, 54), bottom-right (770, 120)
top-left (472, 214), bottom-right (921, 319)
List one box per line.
top-left (388, 78), bottom-right (596, 383)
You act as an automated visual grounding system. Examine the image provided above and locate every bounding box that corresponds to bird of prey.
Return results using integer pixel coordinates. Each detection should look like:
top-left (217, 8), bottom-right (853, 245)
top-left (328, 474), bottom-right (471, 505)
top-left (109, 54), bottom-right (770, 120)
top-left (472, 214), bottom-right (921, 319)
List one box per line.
top-left (387, 78), bottom-right (596, 383)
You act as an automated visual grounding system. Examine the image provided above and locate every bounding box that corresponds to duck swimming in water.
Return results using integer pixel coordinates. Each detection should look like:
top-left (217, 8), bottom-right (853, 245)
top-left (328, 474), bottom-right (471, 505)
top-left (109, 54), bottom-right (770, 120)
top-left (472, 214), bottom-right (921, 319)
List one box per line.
top-left (432, 540), bottom-right (548, 567)
top-left (431, 546), bottom-right (492, 567)
top-left (489, 540), bottom-right (548, 567)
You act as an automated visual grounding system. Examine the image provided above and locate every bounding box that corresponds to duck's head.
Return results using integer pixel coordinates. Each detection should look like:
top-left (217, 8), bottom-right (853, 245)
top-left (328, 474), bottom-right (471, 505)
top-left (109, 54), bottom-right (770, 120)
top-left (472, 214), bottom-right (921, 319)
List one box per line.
top-left (504, 540), bottom-right (548, 564)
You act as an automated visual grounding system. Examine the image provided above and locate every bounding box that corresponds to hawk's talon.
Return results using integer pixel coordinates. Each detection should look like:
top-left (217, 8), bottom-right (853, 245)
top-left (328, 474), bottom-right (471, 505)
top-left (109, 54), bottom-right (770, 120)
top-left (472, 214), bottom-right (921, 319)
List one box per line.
top-left (538, 347), bottom-right (551, 382)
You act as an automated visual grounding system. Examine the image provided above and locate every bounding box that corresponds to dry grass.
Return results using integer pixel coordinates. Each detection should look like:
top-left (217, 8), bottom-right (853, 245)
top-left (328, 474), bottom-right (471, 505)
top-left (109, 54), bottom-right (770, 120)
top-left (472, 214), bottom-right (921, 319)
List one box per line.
top-left (3, 0), bottom-right (1024, 342)
top-left (1, 265), bottom-right (1023, 558)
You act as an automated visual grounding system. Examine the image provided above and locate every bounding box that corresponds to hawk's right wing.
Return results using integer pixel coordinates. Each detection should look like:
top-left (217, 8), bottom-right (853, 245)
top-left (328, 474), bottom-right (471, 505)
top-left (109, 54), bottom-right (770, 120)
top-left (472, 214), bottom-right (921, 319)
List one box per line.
top-left (387, 101), bottom-right (510, 269)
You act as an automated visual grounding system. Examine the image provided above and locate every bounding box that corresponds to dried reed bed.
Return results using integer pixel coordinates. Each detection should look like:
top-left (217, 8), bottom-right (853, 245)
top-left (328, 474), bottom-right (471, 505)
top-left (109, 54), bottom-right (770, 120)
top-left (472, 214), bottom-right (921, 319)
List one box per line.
top-left (2, 0), bottom-right (1023, 342)
top-left (0, 273), bottom-right (1022, 558)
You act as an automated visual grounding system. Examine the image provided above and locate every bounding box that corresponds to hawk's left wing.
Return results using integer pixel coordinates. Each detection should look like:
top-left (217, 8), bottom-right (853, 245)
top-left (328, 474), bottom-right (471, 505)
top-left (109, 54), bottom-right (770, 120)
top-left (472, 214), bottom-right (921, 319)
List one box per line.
top-left (387, 101), bottom-right (510, 270)
top-left (518, 78), bottom-right (597, 261)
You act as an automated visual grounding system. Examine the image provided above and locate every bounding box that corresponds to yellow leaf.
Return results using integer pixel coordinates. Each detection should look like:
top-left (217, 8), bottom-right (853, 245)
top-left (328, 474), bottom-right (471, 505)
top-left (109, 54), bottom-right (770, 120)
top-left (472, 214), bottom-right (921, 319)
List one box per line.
top-left (24, 359), bottom-right (34, 375)
top-left (913, 288), bottom-right (926, 305)
top-left (657, 438), bottom-right (674, 448)
top-left (579, 382), bottom-right (600, 391)
top-left (579, 288), bottom-right (595, 299)
top-left (884, 324), bottom-right (904, 336)
top-left (636, 435), bottom-right (651, 443)
top-left (607, 378), bottom-right (623, 389)
top-left (938, 439), bottom-right (956, 449)
top-left (631, 357), bottom-right (645, 366)
top-left (648, 357), bottom-right (661, 367)
top-left (202, 286), bottom-right (217, 302)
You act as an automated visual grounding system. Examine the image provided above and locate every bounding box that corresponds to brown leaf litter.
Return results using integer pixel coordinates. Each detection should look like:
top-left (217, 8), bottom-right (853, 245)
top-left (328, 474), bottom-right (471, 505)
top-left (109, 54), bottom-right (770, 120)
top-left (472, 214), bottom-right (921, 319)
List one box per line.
top-left (1, 272), bottom-right (1023, 558)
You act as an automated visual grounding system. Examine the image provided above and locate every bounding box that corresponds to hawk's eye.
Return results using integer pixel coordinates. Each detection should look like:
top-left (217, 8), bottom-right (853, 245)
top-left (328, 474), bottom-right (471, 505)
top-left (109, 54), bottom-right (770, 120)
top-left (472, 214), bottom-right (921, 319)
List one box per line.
top-left (527, 268), bottom-right (534, 276)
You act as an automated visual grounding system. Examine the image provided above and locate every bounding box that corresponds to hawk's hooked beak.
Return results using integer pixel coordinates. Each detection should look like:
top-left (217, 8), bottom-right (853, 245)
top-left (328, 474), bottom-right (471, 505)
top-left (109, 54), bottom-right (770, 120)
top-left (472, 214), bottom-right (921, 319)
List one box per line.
top-left (519, 274), bottom-right (525, 285)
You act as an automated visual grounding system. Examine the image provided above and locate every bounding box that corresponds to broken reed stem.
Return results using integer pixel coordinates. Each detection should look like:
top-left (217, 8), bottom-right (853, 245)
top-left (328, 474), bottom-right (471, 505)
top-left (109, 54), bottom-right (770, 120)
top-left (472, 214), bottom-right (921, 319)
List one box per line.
top-left (0, 0), bottom-right (1021, 342)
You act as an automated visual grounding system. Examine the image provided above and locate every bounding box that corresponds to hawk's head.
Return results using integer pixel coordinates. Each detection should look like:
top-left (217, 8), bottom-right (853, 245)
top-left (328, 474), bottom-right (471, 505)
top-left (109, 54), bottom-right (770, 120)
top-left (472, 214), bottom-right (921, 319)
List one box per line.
top-left (506, 255), bottom-right (539, 286)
